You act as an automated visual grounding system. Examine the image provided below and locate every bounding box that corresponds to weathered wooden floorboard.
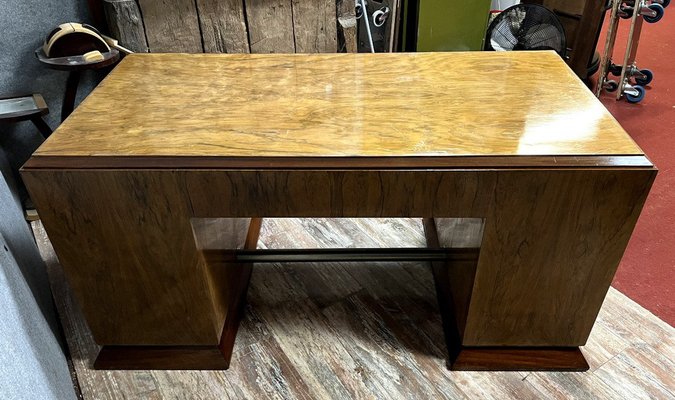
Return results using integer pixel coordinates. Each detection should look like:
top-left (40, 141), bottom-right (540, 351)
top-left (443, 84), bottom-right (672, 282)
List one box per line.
top-left (579, 315), bottom-right (632, 372)
top-left (261, 218), bottom-right (373, 308)
top-left (592, 343), bottom-right (675, 399)
top-left (451, 370), bottom-right (548, 399)
top-left (226, 336), bottom-right (313, 399)
top-left (258, 299), bottom-right (377, 399)
top-left (353, 294), bottom-right (468, 399)
top-left (321, 294), bottom-right (448, 399)
top-left (598, 287), bottom-right (675, 356)
top-left (247, 261), bottom-right (311, 305)
top-left (525, 370), bottom-right (626, 400)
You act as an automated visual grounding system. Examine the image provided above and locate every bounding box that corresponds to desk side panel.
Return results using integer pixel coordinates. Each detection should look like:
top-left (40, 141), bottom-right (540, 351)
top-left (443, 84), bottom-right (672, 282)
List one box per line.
top-left (463, 168), bottom-right (656, 346)
top-left (21, 169), bottom-right (239, 346)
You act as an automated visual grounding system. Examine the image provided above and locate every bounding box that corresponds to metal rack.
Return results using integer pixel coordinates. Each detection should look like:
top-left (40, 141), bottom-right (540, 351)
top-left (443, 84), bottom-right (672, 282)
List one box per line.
top-left (596, 0), bottom-right (668, 103)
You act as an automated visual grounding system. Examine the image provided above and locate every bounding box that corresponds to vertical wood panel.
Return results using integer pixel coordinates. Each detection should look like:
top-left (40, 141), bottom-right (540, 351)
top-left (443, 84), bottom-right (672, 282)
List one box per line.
top-left (137, 0), bottom-right (203, 52)
top-left (195, 0), bottom-right (250, 53)
top-left (22, 170), bottom-right (222, 345)
top-left (103, 0), bottom-right (149, 52)
top-left (464, 169), bottom-right (656, 346)
top-left (292, 0), bottom-right (337, 53)
top-left (336, 0), bottom-right (357, 52)
top-left (244, 0), bottom-right (295, 53)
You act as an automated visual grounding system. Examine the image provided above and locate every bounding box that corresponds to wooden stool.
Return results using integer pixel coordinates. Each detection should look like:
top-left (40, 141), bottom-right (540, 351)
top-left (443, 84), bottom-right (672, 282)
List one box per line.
top-left (0, 94), bottom-right (53, 138)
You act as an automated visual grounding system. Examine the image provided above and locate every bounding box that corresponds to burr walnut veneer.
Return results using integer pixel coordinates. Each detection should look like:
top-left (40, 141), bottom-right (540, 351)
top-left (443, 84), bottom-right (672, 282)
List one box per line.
top-left (22, 52), bottom-right (655, 371)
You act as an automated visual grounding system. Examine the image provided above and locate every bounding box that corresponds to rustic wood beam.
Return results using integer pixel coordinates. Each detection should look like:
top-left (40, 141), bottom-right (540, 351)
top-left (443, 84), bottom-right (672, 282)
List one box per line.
top-left (103, 0), bottom-right (149, 53)
top-left (196, 0), bottom-right (250, 53)
top-left (337, 0), bottom-right (357, 52)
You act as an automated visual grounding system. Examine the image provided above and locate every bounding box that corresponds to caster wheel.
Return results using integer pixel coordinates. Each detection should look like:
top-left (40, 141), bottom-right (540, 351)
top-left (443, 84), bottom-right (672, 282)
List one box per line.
top-left (356, 2), bottom-right (364, 19)
top-left (644, 3), bottom-right (664, 23)
top-left (625, 85), bottom-right (646, 103)
top-left (606, 80), bottom-right (619, 92)
top-left (610, 64), bottom-right (623, 76)
top-left (661, 0), bottom-right (670, 8)
top-left (620, 6), bottom-right (634, 18)
top-left (635, 68), bottom-right (653, 85)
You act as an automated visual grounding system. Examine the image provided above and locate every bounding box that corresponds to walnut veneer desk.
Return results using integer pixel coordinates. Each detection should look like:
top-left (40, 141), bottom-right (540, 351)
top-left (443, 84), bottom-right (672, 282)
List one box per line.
top-left (22, 52), bottom-right (655, 371)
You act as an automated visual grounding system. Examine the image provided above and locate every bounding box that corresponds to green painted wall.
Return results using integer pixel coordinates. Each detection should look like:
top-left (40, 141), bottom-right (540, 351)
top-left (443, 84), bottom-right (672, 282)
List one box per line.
top-left (416, 0), bottom-right (493, 51)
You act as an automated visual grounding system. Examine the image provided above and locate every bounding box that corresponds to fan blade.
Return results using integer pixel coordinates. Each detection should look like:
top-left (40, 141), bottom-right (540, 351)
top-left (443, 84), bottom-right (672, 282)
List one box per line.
top-left (490, 18), bottom-right (520, 50)
top-left (524, 24), bottom-right (564, 53)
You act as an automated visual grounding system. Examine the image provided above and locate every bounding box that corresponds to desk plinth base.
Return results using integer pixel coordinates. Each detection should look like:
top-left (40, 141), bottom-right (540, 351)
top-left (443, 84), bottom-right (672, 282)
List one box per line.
top-left (423, 218), bottom-right (590, 372)
top-left (94, 220), bottom-right (260, 371)
top-left (448, 347), bottom-right (589, 371)
top-left (94, 345), bottom-right (231, 370)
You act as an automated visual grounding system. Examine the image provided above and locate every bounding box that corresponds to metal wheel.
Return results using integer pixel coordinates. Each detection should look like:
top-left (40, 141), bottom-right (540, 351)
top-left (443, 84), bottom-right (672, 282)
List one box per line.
top-left (643, 3), bottom-right (665, 22)
top-left (605, 80), bottom-right (619, 92)
top-left (610, 64), bottom-right (623, 76)
top-left (625, 85), bottom-right (646, 103)
top-left (635, 68), bottom-right (653, 85)
top-left (620, 5), bottom-right (634, 17)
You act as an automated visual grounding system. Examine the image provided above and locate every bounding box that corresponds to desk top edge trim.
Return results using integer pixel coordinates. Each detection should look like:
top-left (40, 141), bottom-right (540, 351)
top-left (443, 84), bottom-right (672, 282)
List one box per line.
top-left (22, 155), bottom-right (654, 170)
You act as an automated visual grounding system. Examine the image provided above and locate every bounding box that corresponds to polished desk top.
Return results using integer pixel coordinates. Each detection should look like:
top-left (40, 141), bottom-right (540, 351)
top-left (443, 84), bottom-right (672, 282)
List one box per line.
top-left (30, 52), bottom-right (647, 169)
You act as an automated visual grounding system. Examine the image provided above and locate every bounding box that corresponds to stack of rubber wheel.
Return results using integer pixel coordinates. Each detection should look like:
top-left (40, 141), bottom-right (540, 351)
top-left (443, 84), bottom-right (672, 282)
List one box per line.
top-left (621, 0), bottom-right (668, 22)
top-left (610, 0), bottom-right (668, 103)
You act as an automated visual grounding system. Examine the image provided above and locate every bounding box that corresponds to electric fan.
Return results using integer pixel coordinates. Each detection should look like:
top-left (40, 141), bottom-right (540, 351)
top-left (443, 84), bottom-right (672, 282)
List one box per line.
top-left (484, 4), bottom-right (566, 57)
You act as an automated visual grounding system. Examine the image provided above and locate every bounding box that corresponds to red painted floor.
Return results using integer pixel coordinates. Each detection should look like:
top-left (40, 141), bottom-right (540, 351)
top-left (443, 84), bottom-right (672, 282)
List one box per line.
top-left (595, 5), bottom-right (674, 325)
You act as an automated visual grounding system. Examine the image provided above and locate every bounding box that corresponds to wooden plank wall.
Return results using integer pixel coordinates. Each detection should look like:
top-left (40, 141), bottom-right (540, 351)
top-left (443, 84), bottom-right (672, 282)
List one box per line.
top-left (104, 0), bottom-right (357, 53)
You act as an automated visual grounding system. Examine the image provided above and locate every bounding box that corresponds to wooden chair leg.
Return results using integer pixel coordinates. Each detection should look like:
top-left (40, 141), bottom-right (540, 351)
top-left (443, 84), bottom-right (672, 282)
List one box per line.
top-left (30, 116), bottom-right (53, 138)
top-left (62, 71), bottom-right (81, 121)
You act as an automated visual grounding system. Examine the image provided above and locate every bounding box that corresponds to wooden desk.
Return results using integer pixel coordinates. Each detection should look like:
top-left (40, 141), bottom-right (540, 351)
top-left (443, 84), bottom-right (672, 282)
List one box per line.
top-left (22, 52), bottom-right (655, 371)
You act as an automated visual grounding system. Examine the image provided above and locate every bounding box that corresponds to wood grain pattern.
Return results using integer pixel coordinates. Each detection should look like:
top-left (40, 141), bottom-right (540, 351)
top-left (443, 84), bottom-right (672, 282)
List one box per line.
top-left (21, 170), bottom-right (257, 347)
top-left (33, 219), bottom-right (675, 399)
top-left (592, 342), bottom-right (675, 399)
top-left (22, 51), bottom-right (657, 372)
top-left (137, 0), bottom-right (202, 52)
top-left (292, 0), bottom-right (337, 53)
top-left (103, 0), bottom-right (149, 53)
top-left (94, 345), bottom-right (230, 370)
top-left (336, 0), bottom-right (357, 52)
top-left (33, 52), bottom-right (644, 160)
top-left (424, 218), bottom-right (479, 354)
top-left (23, 155), bottom-right (655, 170)
top-left (433, 218), bottom-right (484, 248)
top-left (463, 169), bottom-right (656, 346)
top-left (184, 169), bottom-right (496, 217)
top-left (570, 0), bottom-right (606, 78)
top-left (196, 0), bottom-right (250, 53)
top-left (244, 0), bottom-right (295, 53)
top-left (214, 217), bottom-right (261, 367)
top-left (452, 347), bottom-right (589, 371)
top-left (22, 166), bottom-right (655, 352)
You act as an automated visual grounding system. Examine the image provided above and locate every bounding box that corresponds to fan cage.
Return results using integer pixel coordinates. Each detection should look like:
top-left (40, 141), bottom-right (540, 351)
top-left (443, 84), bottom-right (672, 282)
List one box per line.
top-left (484, 4), bottom-right (567, 57)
